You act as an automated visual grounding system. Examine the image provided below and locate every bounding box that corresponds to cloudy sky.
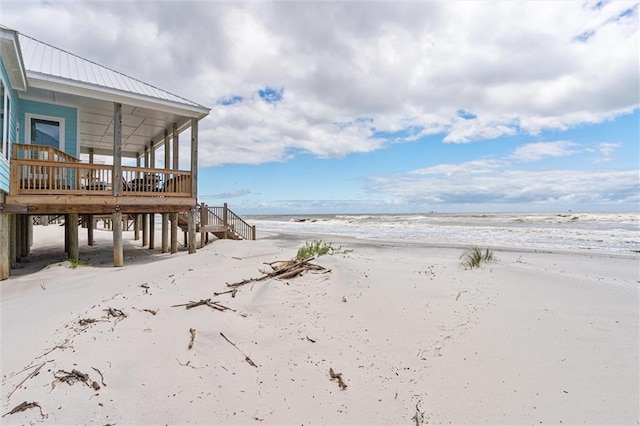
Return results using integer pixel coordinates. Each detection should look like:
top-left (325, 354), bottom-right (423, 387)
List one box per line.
top-left (2, 0), bottom-right (638, 214)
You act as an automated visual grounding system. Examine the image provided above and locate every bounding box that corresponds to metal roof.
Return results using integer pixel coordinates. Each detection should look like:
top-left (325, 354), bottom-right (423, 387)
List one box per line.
top-left (18, 33), bottom-right (208, 113)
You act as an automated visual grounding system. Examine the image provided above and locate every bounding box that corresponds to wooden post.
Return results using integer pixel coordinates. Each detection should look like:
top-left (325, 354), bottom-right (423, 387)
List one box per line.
top-left (64, 214), bottom-right (70, 257)
top-left (172, 122), bottom-right (179, 171)
top-left (113, 210), bottom-right (123, 267)
top-left (170, 212), bottom-right (178, 254)
top-left (0, 193), bottom-right (10, 280)
top-left (252, 225), bottom-right (256, 240)
top-left (223, 203), bottom-right (229, 239)
top-left (188, 208), bottom-right (196, 254)
top-left (199, 203), bottom-right (207, 248)
top-left (162, 213), bottom-right (169, 253)
top-left (190, 118), bottom-right (198, 200)
top-left (69, 213), bottom-right (79, 261)
top-left (133, 156), bottom-right (141, 241)
top-left (142, 214), bottom-right (148, 247)
top-left (149, 213), bottom-right (155, 249)
top-left (149, 142), bottom-right (155, 250)
top-left (87, 214), bottom-right (94, 246)
top-left (188, 118), bottom-right (198, 254)
top-left (9, 214), bottom-right (16, 267)
top-left (113, 103), bottom-right (123, 197)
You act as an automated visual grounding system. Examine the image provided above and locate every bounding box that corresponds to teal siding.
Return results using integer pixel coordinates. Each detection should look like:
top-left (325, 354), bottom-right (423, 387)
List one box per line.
top-left (19, 99), bottom-right (77, 157)
top-left (0, 59), bottom-right (20, 194)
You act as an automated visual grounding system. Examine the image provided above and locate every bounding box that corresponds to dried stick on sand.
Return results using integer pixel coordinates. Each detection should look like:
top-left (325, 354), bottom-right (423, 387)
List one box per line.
top-left (2, 401), bottom-right (46, 418)
top-left (329, 367), bottom-right (348, 390)
top-left (7, 362), bottom-right (46, 399)
top-left (220, 332), bottom-right (258, 367)
top-left (188, 328), bottom-right (196, 350)
top-left (227, 258), bottom-right (329, 288)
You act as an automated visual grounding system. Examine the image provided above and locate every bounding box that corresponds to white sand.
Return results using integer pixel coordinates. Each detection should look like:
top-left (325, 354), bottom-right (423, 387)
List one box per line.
top-left (1, 225), bottom-right (638, 425)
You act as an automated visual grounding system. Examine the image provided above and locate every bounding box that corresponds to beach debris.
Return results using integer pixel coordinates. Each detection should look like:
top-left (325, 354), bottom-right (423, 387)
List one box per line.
top-left (6, 362), bottom-right (46, 400)
top-left (455, 290), bottom-right (467, 301)
top-left (305, 336), bottom-right (317, 343)
top-left (188, 328), bottom-right (197, 350)
top-left (53, 369), bottom-right (100, 391)
top-left (104, 307), bottom-right (127, 320)
top-left (329, 367), bottom-right (348, 390)
top-left (220, 332), bottom-right (258, 367)
top-left (227, 258), bottom-right (330, 288)
top-left (171, 298), bottom-right (234, 312)
top-left (143, 308), bottom-right (158, 315)
top-left (140, 283), bottom-right (150, 294)
top-left (213, 288), bottom-right (238, 298)
top-left (2, 401), bottom-right (46, 419)
top-left (411, 395), bottom-right (425, 426)
top-left (34, 341), bottom-right (72, 360)
top-left (91, 367), bottom-right (106, 387)
top-left (341, 296), bottom-right (347, 303)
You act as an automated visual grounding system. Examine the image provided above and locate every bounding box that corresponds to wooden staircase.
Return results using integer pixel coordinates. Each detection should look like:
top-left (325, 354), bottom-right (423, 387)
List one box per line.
top-left (177, 203), bottom-right (255, 242)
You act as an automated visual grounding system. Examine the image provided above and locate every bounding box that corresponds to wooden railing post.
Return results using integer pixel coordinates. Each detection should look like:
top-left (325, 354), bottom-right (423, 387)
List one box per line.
top-left (223, 203), bottom-right (229, 239)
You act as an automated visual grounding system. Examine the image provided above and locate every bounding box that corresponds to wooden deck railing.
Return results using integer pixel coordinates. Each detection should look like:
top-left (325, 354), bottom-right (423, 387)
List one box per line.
top-left (205, 203), bottom-right (256, 240)
top-left (10, 144), bottom-right (192, 197)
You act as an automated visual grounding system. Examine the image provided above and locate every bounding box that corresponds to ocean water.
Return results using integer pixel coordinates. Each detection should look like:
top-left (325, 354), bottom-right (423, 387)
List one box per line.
top-left (247, 212), bottom-right (640, 254)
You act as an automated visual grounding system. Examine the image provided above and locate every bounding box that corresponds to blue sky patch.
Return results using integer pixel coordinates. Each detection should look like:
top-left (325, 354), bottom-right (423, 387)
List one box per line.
top-left (259, 87), bottom-right (284, 104)
top-left (457, 109), bottom-right (477, 120)
top-left (219, 95), bottom-right (243, 106)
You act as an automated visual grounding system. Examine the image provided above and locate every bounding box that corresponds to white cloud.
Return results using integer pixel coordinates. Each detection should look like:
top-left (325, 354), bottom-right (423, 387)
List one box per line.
top-left (1, 1), bottom-right (638, 164)
top-left (511, 141), bottom-right (580, 162)
top-left (367, 167), bottom-right (639, 207)
top-left (588, 142), bottom-right (621, 163)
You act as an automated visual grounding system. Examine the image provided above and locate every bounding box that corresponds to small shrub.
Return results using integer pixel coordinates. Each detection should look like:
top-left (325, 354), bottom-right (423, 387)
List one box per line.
top-left (296, 240), bottom-right (335, 260)
top-left (69, 259), bottom-right (89, 269)
top-left (459, 246), bottom-right (494, 269)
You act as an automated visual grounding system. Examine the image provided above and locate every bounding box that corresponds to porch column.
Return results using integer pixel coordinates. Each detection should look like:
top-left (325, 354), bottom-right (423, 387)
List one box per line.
top-left (148, 142), bottom-right (155, 250)
top-left (87, 214), bottom-right (94, 246)
top-left (0, 193), bottom-right (10, 280)
top-left (188, 117), bottom-right (198, 254)
top-left (69, 213), bottom-right (79, 261)
top-left (133, 156), bottom-right (141, 241)
top-left (172, 123), bottom-right (179, 171)
top-left (113, 102), bottom-right (124, 267)
top-left (141, 145), bottom-right (149, 247)
top-left (162, 130), bottom-right (169, 253)
top-left (113, 211), bottom-right (123, 267)
top-left (9, 214), bottom-right (16, 267)
top-left (170, 212), bottom-right (178, 253)
top-left (21, 215), bottom-right (29, 258)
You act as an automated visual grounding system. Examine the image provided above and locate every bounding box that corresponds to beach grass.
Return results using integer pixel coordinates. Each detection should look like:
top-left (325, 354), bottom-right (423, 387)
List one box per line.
top-left (460, 246), bottom-right (494, 269)
top-left (296, 240), bottom-right (335, 260)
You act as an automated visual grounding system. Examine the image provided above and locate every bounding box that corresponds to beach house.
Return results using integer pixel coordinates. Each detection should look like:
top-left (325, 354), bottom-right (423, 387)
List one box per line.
top-left (0, 26), bottom-right (254, 280)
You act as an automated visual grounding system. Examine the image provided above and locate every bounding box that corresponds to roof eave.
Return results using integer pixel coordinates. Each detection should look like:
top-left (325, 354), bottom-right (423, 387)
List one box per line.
top-left (27, 71), bottom-right (210, 119)
top-left (0, 28), bottom-right (28, 91)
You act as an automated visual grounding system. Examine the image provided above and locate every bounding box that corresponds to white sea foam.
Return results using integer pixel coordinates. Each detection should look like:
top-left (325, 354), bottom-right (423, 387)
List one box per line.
top-left (248, 212), bottom-right (640, 253)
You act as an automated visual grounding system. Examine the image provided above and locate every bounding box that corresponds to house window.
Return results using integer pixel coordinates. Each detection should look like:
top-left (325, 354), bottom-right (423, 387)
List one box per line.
top-left (25, 114), bottom-right (65, 152)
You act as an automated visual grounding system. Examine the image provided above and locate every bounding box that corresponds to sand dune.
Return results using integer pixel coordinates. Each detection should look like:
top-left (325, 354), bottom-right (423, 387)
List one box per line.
top-left (1, 225), bottom-right (638, 424)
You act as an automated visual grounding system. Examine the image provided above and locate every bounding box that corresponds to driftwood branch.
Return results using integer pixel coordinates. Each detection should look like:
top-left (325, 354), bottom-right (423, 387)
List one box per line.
top-left (411, 396), bottom-right (425, 426)
top-left (213, 289), bottom-right (238, 298)
top-left (54, 369), bottom-right (100, 390)
top-left (2, 401), bottom-right (46, 419)
top-left (91, 367), bottom-right (106, 387)
top-left (171, 299), bottom-right (234, 312)
top-left (329, 367), bottom-right (348, 390)
top-left (227, 258), bottom-right (329, 288)
top-left (7, 362), bottom-right (45, 399)
top-left (220, 332), bottom-right (257, 367)
top-left (188, 328), bottom-right (196, 350)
